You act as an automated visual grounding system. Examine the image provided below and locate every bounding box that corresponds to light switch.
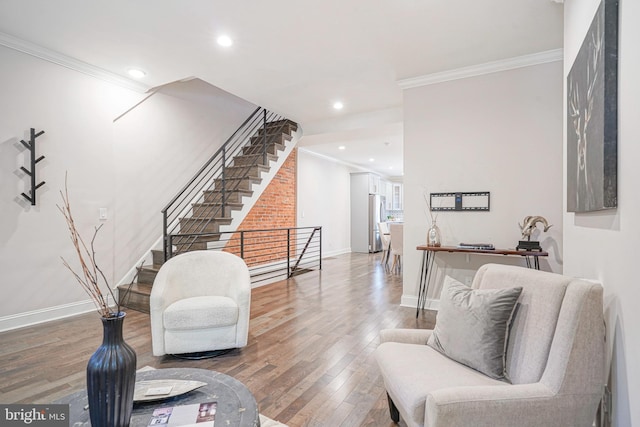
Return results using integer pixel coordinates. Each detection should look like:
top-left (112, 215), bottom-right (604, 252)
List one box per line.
top-left (99, 208), bottom-right (108, 220)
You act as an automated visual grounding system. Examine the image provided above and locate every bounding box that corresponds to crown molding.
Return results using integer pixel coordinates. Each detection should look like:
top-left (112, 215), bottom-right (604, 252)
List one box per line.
top-left (398, 48), bottom-right (564, 89)
top-left (0, 31), bottom-right (150, 93)
top-left (298, 147), bottom-right (398, 178)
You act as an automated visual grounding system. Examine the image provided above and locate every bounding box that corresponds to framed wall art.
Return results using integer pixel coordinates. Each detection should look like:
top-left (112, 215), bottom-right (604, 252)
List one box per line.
top-left (566, 0), bottom-right (618, 213)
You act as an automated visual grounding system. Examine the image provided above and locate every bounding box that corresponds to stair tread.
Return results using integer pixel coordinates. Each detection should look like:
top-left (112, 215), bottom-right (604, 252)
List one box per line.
top-left (186, 218), bottom-right (233, 224)
top-left (255, 127), bottom-right (296, 136)
top-left (235, 153), bottom-right (277, 158)
top-left (216, 176), bottom-right (262, 182)
top-left (226, 164), bottom-right (270, 171)
top-left (193, 202), bottom-right (243, 207)
top-left (117, 281), bottom-right (152, 293)
top-left (249, 139), bottom-right (280, 145)
top-left (248, 135), bottom-right (288, 143)
top-left (173, 234), bottom-right (221, 243)
top-left (204, 188), bottom-right (253, 194)
top-left (243, 144), bottom-right (284, 153)
top-left (181, 217), bottom-right (231, 222)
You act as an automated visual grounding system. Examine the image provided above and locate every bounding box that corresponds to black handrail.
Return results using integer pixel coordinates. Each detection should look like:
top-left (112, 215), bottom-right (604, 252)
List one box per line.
top-left (167, 226), bottom-right (322, 284)
top-left (161, 107), bottom-right (297, 260)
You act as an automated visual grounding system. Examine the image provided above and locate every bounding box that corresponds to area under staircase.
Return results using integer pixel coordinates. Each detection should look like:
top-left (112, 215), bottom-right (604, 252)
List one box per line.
top-left (118, 108), bottom-right (299, 313)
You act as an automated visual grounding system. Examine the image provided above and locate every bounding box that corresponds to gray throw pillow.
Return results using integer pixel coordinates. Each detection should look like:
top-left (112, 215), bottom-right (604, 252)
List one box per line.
top-left (427, 277), bottom-right (522, 381)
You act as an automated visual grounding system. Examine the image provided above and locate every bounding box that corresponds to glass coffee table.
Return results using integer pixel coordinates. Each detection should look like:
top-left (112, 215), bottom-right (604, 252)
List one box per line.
top-left (56, 368), bottom-right (260, 426)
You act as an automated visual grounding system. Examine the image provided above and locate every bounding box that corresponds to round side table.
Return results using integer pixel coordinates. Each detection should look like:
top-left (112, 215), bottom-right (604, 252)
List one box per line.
top-left (56, 368), bottom-right (260, 427)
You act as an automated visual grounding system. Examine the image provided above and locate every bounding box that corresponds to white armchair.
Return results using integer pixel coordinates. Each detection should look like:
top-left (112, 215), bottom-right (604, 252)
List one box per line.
top-left (150, 250), bottom-right (251, 356)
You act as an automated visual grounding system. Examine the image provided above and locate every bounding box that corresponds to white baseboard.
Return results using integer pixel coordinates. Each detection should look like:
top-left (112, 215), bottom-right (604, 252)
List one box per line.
top-left (323, 247), bottom-right (351, 258)
top-left (0, 300), bottom-right (98, 332)
top-left (401, 294), bottom-right (440, 311)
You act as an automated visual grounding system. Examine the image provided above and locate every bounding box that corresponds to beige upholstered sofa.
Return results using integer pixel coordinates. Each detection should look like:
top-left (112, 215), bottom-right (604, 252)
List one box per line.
top-left (375, 263), bottom-right (605, 427)
top-left (150, 250), bottom-right (251, 356)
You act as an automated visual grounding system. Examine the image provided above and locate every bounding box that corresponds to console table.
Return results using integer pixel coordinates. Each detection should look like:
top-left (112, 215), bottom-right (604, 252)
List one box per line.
top-left (55, 368), bottom-right (260, 427)
top-left (415, 245), bottom-right (548, 317)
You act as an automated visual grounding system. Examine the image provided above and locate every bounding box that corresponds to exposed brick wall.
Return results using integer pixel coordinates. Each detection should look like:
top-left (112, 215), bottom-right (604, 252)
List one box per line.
top-left (225, 148), bottom-right (297, 266)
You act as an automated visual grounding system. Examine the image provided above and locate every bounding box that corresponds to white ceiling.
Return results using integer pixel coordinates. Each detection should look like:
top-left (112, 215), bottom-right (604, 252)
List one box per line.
top-left (0, 0), bottom-right (563, 177)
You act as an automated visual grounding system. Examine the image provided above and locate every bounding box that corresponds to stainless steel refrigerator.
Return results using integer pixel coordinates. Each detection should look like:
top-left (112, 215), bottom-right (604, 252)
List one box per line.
top-left (368, 194), bottom-right (386, 252)
top-left (350, 173), bottom-right (386, 253)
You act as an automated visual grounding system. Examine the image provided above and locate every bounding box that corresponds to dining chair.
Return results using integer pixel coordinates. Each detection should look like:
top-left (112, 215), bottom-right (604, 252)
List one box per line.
top-left (389, 223), bottom-right (403, 274)
top-left (378, 222), bottom-right (391, 268)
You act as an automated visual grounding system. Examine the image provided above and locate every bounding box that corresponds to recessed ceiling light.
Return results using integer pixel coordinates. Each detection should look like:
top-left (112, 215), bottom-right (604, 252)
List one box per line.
top-left (388, 166), bottom-right (393, 170)
top-left (369, 158), bottom-right (375, 162)
top-left (333, 101), bottom-right (344, 110)
top-left (338, 145), bottom-right (346, 150)
top-left (217, 35), bottom-right (233, 47)
top-left (128, 69), bottom-right (146, 79)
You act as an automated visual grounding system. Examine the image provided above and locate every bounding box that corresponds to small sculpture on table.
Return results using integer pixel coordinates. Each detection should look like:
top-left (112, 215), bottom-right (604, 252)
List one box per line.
top-left (517, 216), bottom-right (552, 251)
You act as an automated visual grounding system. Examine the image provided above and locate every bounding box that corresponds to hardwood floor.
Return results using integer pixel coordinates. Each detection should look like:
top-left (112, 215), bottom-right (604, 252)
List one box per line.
top-left (0, 253), bottom-right (436, 427)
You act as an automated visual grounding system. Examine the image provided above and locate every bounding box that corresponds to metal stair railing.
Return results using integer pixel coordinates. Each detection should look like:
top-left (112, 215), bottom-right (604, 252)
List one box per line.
top-left (289, 226), bottom-right (321, 275)
top-left (161, 107), bottom-right (295, 260)
top-left (166, 226), bottom-right (322, 283)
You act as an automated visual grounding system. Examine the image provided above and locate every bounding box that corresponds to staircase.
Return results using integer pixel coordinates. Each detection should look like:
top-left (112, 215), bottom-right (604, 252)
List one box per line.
top-left (118, 116), bottom-right (298, 313)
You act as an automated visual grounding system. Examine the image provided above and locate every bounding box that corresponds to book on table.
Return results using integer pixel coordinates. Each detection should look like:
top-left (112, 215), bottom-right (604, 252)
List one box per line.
top-left (147, 401), bottom-right (217, 427)
top-left (457, 243), bottom-right (495, 250)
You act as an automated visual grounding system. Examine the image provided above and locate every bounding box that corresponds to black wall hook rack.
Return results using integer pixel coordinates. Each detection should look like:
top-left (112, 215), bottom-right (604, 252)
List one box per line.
top-left (19, 127), bottom-right (46, 205)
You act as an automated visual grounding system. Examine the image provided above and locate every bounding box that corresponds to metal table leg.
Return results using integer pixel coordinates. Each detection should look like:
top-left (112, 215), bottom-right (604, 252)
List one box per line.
top-left (416, 250), bottom-right (435, 317)
top-left (423, 252), bottom-right (435, 312)
top-left (416, 251), bottom-right (427, 318)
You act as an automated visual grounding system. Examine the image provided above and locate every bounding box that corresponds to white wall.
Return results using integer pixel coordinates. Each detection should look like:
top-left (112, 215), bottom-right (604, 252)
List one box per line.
top-left (0, 47), bottom-right (255, 330)
top-left (0, 46), bottom-right (140, 325)
top-left (564, 1), bottom-right (638, 425)
top-left (402, 61), bottom-right (564, 308)
top-left (297, 149), bottom-right (352, 256)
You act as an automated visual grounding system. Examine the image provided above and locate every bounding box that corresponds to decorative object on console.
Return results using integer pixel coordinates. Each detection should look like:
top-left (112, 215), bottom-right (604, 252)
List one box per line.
top-left (423, 190), bottom-right (441, 247)
top-left (567, 0), bottom-right (618, 213)
top-left (58, 176), bottom-right (137, 427)
top-left (516, 215), bottom-right (552, 251)
top-left (427, 221), bottom-right (441, 247)
top-left (18, 127), bottom-right (46, 206)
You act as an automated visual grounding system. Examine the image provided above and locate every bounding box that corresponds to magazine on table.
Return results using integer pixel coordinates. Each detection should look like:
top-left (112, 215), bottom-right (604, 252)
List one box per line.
top-left (147, 401), bottom-right (217, 427)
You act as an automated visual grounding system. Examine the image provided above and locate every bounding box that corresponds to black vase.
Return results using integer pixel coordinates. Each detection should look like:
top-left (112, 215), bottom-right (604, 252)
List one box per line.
top-left (87, 312), bottom-right (137, 427)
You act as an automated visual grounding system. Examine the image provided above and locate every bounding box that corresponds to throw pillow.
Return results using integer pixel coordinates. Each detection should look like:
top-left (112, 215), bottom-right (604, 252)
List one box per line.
top-left (427, 276), bottom-right (522, 381)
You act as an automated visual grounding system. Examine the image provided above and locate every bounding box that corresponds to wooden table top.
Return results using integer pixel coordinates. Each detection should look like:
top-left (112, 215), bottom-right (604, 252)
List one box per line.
top-left (416, 245), bottom-right (548, 257)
